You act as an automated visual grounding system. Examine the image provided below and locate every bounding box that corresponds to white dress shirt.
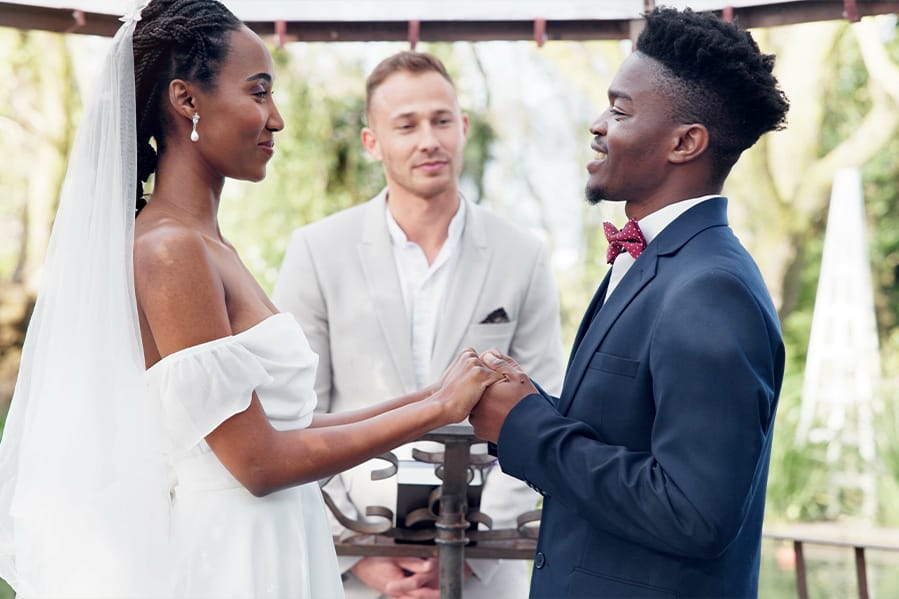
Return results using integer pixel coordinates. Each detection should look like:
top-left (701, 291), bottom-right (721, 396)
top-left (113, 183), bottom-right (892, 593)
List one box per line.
top-left (386, 198), bottom-right (466, 388)
top-left (605, 195), bottom-right (719, 300)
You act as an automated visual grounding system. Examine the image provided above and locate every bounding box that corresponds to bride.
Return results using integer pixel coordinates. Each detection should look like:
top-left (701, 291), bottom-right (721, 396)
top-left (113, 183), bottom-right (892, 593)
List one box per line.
top-left (0, 1), bottom-right (501, 597)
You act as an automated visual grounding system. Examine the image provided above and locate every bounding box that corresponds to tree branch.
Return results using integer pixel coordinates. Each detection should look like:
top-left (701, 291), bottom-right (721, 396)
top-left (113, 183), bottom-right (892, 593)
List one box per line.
top-left (793, 20), bottom-right (899, 218)
top-left (854, 17), bottom-right (899, 104)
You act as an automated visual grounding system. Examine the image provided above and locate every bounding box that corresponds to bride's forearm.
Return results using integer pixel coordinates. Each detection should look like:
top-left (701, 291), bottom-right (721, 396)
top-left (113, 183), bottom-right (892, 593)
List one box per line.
top-left (260, 393), bottom-right (450, 494)
top-left (309, 386), bottom-right (435, 427)
top-left (207, 350), bottom-right (493, 496)
top-left (207, 390), bottom-right (447, 497)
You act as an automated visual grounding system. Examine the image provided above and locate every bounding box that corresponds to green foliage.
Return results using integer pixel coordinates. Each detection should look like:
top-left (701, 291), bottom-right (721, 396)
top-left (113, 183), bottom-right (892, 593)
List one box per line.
top-left (462, 111), bottom-right (494, 203)
top-left (0, 29), bottom-right (35, 283)
top-left (779, 229), bottom-right (824, 370)
top-left (817, 28), bottom-right (870, 157)
top-left (875, 381), bottom-right (899, 525)
top-left (0, 29), bottom-right (81, 287)
top-left (766, 365), bottom-right (833, 521)
top-left (866, 134), bottom-right (899, 361)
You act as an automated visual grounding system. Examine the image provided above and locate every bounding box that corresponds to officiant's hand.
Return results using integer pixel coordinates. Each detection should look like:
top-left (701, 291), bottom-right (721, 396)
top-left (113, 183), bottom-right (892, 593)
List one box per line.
top-left (469, 351), bottom-right (538, 443)
top-left (382, 558), bottom-right (473, 598)
top-left (351, 556), bottom-right (439, 598)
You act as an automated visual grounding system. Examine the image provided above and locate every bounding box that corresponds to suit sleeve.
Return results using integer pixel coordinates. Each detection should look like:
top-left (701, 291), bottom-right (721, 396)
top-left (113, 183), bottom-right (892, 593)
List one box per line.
top-left (507, 242), bottom-right (565, 395)
top-left (497, 270), bottom-right (783, 559)
top-left (272, 228), bottom-right (333, 412)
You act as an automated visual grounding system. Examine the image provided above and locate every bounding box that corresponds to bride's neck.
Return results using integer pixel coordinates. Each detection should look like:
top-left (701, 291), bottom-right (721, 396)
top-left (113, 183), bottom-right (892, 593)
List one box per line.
top-left (151, 150), bottom-right (225, 235)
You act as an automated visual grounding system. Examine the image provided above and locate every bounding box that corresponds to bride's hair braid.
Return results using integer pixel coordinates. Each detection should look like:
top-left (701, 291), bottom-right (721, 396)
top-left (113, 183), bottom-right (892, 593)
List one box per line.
top-left (132, 0), bottom-right (241, 212)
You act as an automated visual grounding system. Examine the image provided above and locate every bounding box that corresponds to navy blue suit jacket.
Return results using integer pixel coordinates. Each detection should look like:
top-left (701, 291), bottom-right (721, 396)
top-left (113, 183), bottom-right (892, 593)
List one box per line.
top-left (498, 198), bottom-right (784, 598)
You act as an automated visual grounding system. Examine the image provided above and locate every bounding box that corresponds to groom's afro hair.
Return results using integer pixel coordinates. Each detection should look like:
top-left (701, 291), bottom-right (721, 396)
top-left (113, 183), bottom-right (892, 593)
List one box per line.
top-left (636, 7), bottom-right (789, 179)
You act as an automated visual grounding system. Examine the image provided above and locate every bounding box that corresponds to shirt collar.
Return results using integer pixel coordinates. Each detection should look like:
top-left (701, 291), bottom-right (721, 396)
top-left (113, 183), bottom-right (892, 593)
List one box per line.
top-left (637, 194), bottom-right (719, 244)
top-left (385, 195), bottom-right (467, 249)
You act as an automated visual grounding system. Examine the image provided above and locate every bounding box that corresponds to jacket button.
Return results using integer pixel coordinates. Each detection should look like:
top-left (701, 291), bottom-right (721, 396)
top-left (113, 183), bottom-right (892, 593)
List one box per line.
top-left (534, 551), bottom-right (546, 569)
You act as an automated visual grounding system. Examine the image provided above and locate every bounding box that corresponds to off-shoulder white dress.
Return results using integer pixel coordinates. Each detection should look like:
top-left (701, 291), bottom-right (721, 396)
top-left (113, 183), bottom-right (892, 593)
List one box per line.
top-left (145, 313), bottom-right (343, 598)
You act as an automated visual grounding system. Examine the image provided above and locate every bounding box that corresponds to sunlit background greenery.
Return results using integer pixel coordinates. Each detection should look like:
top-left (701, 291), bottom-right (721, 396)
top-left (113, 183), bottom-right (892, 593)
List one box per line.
top-left (1, 12), bottom-right (898, 598)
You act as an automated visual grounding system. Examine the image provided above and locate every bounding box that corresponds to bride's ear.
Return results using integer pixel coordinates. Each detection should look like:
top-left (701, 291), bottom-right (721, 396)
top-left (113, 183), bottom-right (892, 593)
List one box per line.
top-left (168, 79), bottom-right (196, 121)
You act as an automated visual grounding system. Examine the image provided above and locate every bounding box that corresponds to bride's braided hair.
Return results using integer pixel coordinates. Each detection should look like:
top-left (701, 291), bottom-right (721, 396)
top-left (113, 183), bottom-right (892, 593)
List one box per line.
top-left (132, 0), bottom-right (241, 212)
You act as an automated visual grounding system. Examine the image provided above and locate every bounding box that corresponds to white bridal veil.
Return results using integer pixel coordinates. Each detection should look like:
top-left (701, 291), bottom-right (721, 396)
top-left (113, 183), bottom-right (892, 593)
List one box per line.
top-left (0, 4), bottom-right (172, 596)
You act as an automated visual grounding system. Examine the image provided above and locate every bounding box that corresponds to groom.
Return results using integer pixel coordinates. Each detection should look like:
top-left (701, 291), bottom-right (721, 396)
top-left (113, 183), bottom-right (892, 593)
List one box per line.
top-left (470, 7), bottom-right (788, 598)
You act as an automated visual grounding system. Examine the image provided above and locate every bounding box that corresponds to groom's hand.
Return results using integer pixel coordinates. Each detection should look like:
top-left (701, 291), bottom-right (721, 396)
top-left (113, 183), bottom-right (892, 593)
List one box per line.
top-left (469, 351), bottom-right (538, 443)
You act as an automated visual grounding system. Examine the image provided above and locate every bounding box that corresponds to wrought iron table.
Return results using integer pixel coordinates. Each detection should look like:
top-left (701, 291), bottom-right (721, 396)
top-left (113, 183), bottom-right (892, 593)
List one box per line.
top-left (323, 424), bottom-right (539, 598)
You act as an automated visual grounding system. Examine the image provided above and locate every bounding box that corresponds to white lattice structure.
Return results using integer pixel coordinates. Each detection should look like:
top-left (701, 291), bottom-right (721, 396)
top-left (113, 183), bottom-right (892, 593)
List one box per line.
top-left (798, 167), bottom-right (881, 519)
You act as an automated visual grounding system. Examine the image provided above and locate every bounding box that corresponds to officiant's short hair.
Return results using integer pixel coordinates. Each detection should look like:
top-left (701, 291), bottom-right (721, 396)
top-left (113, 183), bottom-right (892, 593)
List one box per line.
top-left (365, 51), bottom-right (456, 117)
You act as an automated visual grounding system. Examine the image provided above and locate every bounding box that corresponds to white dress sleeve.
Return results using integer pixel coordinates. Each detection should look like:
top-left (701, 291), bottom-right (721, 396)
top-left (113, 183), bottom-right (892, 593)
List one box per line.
top-left (146, 338), bottom-right (273, 453)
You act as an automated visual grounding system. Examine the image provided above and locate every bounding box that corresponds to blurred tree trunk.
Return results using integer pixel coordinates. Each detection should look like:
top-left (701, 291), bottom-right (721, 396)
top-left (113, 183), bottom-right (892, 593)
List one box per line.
top-left (0, 30), bottom-right (77, 415)
top-left (15, 32), bottom-right (78, 290)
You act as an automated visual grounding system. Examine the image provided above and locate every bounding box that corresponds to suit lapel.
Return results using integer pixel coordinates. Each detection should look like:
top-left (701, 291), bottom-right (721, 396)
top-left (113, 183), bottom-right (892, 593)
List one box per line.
top-left (556, 255), bottom-right (658, 415)
top-left (430, 201), bottom-right (491, 374)
top-left (358, 192), bottom-right (417, 392)
top-left (559, 270), bottom-right (610, 397)
top-left (568, 271), bottom-right (611, 364)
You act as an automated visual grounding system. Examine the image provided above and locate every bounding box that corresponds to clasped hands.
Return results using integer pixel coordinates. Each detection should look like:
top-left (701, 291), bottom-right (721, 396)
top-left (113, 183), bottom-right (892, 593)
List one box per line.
top-left (433, 347), bottom-right (537, 443)
top-left (355, 350), bottom-right (534, 599)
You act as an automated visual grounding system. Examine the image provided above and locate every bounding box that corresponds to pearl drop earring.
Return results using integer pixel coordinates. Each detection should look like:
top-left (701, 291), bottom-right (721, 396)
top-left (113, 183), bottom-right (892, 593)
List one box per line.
top-left (190, 113), bottom-right (200, 142)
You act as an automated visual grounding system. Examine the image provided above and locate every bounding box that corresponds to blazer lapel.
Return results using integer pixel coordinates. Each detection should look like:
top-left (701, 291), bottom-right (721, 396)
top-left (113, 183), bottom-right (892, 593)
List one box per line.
top-left (358, 192), bottom-right (417, 392)
top-left (430, 200), bottom-right (491, 375)
top-left (556, 254), bottom-right (658, 415)
top-left (558, 270), bottom-right (610, 398)
top-left (567, 270), bottom-right (611, 366)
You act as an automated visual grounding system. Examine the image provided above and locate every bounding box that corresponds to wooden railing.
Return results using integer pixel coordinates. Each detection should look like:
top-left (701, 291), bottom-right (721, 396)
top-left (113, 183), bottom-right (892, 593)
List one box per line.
top-left (764, 525), bottom-right (899, 599)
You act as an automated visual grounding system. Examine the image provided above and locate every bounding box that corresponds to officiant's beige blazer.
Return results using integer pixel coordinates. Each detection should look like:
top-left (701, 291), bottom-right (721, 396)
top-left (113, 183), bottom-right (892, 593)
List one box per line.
top-left (273, 191), bottom-right (564, 598)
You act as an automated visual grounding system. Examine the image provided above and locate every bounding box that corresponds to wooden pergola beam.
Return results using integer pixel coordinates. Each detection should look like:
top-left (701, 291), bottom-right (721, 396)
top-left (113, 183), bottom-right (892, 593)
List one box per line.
top-left (723, 0), bottom-right (897, 28)
top-left (0, 1), bottom-right (896, 40)
top-left (0, 3), bottom-right (120, 36)
top-left (246, 19), bottom-right (633, 44)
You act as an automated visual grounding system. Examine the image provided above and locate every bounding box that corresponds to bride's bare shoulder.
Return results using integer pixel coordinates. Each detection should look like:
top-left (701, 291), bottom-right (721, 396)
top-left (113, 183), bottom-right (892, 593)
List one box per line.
top-left (134, 214), bottom-right (221, 299)
top-left (135, 211), bottom-right (206, 262)
top-left (133, 213), bottom-right (230, 351)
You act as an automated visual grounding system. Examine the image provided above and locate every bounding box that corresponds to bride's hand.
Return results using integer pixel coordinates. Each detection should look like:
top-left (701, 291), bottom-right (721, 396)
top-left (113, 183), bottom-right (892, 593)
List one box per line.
top-left (430, 348), bottom-right (503, 424)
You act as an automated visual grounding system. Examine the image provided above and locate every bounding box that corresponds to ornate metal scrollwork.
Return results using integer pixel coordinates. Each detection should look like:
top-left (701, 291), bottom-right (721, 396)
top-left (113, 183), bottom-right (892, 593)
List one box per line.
top-left (321, 428), bottom-right (541, 546)
top-left (319, 451), bottom-right (398, 535)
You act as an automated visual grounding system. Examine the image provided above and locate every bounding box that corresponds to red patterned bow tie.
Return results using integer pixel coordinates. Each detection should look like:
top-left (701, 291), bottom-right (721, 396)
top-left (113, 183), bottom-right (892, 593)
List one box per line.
top-left (603, 220), bottom-right (647, 264)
